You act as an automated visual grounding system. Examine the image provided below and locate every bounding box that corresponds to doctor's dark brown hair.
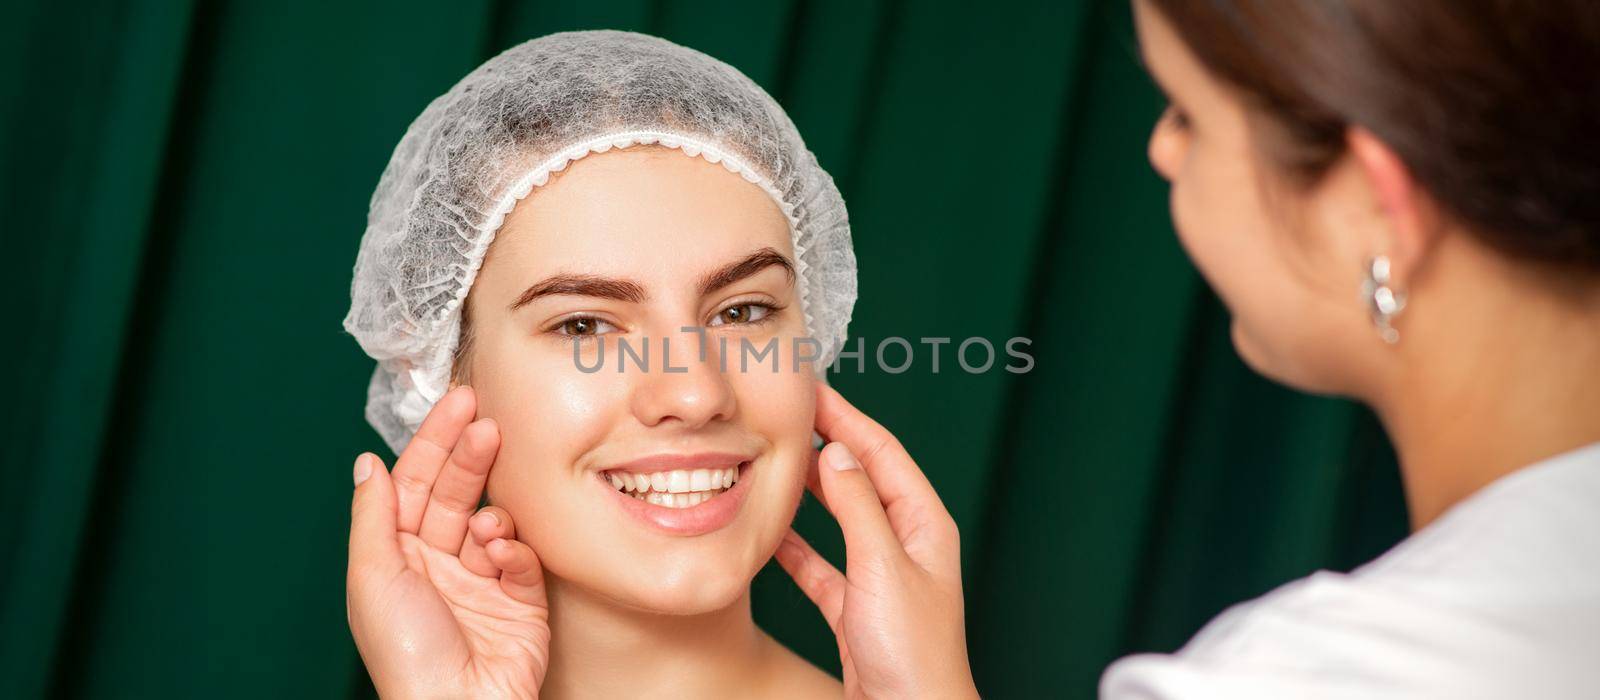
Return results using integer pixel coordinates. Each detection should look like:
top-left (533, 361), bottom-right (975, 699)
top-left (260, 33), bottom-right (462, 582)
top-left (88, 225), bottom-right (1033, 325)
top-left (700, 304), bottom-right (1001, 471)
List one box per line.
top-left (1146, 0), bottom-right (1600, 272)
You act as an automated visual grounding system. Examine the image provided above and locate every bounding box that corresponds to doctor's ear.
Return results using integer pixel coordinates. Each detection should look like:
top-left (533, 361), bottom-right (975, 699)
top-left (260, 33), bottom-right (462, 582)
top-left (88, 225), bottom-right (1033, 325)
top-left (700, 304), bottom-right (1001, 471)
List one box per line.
top-left (1346, 127), bottom-right (1445, 288)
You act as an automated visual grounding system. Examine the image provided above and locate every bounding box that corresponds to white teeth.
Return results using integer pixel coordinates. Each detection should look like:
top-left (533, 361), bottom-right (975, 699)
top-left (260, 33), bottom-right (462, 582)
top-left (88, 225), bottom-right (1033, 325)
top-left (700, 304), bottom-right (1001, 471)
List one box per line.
top-left (603, 465), bottom-right (745, 507)
top-left (627, 486), bottom-right (722, 508)
top-left (668, 471), bottom-right (690, 493)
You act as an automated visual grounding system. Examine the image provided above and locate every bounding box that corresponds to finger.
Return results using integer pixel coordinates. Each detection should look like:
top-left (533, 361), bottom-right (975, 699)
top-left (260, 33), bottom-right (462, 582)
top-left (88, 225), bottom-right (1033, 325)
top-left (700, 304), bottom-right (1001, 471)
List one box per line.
top-left (813, 383), bottom-right (944, 515)
top-left (815, 383), bottom-right (962, 571)
top-left (487, 538), bottom-right (546, 606)
top-left (459, 509), bottom-right (507, 578)
top-left (350, 453), bottom-right (405, 581)
top-left (803, 448), bottom-right (832, 513)
top-left (470, 505), bottom-right (517, 542)
top-left (391, 385), bottom-right (478, 533)
top-left (772, 529), bottom-right (845, 633)
top-left (418, 418), bottom-right (501, 555)
top-left (818, 441), bottom-right (903, 567)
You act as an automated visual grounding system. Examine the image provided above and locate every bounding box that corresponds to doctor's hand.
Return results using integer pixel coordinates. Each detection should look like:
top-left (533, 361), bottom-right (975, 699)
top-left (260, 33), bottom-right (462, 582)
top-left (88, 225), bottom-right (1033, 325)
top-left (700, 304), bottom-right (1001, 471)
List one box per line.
top-left (346, 386), bottom-right (550, 699)
top-left (774, 384), bottom-right (979, 700)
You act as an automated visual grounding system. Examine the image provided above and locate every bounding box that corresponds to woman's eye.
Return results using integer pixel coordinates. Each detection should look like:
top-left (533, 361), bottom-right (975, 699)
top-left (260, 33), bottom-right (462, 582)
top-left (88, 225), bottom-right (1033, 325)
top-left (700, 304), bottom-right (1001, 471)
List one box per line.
top-left (553, 316), bottom-right (619, 337)
top-left (709, 303), bottom-right (774, 327)
top-left (1163, 104), bottom-right (1192, 131)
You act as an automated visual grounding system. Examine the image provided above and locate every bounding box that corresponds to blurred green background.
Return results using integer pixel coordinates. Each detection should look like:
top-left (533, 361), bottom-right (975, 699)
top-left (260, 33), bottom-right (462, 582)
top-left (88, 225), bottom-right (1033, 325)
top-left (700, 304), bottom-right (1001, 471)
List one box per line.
top-left (1, 0), bottom-right (1409, 697)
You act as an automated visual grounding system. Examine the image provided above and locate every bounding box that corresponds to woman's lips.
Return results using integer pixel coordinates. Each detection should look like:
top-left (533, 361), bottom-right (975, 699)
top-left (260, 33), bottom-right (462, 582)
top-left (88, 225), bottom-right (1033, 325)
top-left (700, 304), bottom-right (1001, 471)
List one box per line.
top-left (595, 453), bottom-right (754, 536)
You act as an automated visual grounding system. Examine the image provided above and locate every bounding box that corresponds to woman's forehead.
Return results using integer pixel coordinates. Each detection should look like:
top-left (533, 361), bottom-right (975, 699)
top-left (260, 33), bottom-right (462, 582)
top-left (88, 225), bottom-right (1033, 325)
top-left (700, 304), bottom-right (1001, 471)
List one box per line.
top-left (481, 147), bottom-right (793, 290)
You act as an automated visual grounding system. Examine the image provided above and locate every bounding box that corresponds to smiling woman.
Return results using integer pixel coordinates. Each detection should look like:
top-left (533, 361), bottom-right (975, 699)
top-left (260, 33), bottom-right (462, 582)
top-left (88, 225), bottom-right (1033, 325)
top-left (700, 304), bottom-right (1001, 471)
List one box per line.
top-left (340, 31), bottom-right (857, 699)
top-left (463, 145), bottom-right (819, 600)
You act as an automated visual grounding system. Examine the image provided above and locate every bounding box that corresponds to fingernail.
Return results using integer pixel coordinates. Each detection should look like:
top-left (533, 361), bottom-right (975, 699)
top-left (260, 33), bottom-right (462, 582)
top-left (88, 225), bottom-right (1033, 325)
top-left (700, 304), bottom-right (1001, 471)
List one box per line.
top-left (353, 453), bottom-right (373, 486)
top-left (477, 510), bottom-right (500, 528)
top-left (825, 443), bottom-right (860, 471)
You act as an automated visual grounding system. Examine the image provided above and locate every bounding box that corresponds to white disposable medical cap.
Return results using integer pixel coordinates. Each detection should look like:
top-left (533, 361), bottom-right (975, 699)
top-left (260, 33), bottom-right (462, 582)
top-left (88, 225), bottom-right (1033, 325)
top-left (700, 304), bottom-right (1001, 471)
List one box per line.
top-left (343, 30), bottom-right (857, 454)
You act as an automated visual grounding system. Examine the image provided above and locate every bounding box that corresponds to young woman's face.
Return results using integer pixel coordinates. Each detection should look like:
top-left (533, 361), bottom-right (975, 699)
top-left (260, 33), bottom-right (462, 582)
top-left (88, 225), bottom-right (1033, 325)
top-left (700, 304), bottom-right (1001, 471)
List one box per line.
top-left (1133, 0), bottom-right (1382, 395)
top-left (462, 147), bottom-right (816, 614)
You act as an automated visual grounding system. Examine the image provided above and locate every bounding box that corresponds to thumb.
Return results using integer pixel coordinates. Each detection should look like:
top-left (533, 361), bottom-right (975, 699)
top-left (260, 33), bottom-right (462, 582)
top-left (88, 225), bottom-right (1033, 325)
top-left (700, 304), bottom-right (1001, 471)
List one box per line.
top-left (349, 452), bottom-right (405, 582)
top-left (486, 537), bottom-right (548, 607)
top-left (817, 442), bottom-right (903, 568)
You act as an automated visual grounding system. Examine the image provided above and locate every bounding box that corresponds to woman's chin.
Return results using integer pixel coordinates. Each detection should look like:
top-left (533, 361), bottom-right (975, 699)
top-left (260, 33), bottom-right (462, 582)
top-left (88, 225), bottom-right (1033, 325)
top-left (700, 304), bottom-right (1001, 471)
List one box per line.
top-left (1230, 319), bottom-right (1280, 379)
top-left (612, 570), bottom-right (750, 615)
top-left (1230, 318), bottom-right (1349, 396)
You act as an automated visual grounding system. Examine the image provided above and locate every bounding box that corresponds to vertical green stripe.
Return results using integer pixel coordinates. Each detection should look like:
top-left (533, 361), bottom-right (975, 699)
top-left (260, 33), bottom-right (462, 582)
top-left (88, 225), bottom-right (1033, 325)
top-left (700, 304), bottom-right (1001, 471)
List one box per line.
top-left (967, 2), bottom-right (1205, 694)
top-left (1, 0), bottom-right (195, 697)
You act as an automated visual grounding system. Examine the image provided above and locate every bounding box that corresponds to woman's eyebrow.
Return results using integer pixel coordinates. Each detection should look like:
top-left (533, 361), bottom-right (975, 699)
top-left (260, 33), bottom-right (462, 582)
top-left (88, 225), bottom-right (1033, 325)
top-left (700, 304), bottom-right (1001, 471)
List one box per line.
top-left (507, 248), bottom-right (793, 310)
top-left (509, 274), bottom-right (648, 310)
top-left (697, 247), bottom-right (794, 297)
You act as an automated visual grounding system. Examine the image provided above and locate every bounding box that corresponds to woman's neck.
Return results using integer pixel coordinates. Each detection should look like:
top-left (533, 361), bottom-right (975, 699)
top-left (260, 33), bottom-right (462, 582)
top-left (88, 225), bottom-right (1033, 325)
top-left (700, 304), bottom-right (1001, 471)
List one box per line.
top-left (537, 576), bottom-right (784, 699)
top-left (1373, 254), bottom-right (1600, 530)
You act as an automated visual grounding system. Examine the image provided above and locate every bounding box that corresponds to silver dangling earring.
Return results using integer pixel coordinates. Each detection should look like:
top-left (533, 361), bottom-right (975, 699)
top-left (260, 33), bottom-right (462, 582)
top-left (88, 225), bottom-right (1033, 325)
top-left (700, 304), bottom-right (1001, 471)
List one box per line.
top-left (1361, 255), bottom-right (1406, 344)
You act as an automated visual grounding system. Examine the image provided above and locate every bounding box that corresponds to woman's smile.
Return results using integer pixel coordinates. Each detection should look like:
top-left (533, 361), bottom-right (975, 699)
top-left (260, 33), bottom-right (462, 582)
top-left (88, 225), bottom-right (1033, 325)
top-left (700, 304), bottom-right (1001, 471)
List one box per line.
top-left (594, 452), bottom-right (758, 536)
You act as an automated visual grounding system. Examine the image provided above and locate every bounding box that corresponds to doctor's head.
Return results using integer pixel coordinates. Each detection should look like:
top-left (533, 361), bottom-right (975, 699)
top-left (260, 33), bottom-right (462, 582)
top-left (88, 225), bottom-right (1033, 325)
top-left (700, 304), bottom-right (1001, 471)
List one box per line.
top-left (1132, 0), bottom-right (1600, 402)
top-left (344, 31), bottom-right (856, 614)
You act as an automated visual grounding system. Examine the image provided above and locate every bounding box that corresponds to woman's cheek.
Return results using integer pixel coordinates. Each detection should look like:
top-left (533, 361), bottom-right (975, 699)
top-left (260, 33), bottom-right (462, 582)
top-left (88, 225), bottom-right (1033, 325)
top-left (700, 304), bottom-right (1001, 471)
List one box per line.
top-left (1175, 140), bottom-right (1272, 311)
top-left (481, 353), bottom-right (620, 536)
top-left (729, 351), bottom-right (815, 489)
top-left (1168, 175), bottom-right (1224, 292)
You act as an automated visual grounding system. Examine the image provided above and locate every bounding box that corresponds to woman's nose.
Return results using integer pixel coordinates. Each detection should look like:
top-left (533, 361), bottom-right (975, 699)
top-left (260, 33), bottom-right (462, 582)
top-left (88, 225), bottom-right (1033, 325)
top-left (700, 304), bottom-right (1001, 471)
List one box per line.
top-left (1147, 110), bottom-right (1182, 182)
top-left (628, 331), bottom-right (737, 429)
